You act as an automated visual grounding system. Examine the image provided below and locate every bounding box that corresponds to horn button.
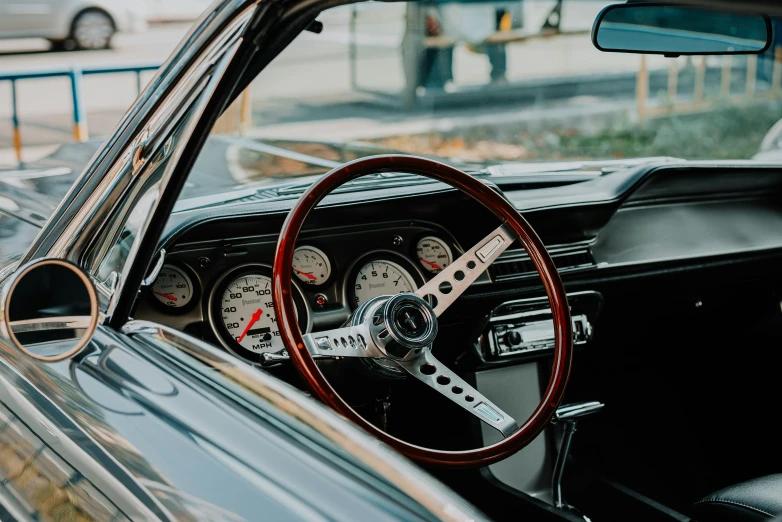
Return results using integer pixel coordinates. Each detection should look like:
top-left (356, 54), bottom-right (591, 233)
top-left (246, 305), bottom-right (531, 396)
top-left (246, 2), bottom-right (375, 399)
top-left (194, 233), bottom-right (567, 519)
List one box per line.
top-left (370, 294), bottom-right (438, 360)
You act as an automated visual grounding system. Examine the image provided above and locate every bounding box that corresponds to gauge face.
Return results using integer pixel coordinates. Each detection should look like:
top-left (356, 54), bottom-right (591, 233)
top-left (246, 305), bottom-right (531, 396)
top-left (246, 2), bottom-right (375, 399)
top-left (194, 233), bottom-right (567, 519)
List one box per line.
top-left (218, 274), bottom-right (283, 354)
top-left (152, 265), bottom-right (194, 308)
top-left (292, 246), bottom-right (331, 286)
top-left (416, 236), bottom-right (453, 274)
top-left (353, 260), bottom-right (417, 307)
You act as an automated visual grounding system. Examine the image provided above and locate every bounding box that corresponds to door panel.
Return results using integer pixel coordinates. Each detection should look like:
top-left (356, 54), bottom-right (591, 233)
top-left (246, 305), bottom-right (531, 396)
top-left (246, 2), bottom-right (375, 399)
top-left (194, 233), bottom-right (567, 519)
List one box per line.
top-left (0, 1), bottom-right (56, 36)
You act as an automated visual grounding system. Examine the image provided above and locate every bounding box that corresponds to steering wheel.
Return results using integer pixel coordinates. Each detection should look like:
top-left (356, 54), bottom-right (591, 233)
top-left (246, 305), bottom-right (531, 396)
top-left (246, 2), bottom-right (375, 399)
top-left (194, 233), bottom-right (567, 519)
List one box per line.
top-left (273, 155), bottom-right (572, 468)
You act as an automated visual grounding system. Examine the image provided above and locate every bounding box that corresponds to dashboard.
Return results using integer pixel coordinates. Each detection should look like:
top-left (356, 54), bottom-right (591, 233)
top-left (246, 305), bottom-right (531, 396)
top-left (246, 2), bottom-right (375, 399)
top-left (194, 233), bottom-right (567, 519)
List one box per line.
top-left (134, 161), bottom-right (782, 369)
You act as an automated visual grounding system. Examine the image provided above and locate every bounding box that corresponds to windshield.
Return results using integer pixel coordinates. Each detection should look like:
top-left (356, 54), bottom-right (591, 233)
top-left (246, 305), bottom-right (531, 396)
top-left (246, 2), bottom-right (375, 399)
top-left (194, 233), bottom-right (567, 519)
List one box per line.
top-left (181, 1), bottom-right (782, 198)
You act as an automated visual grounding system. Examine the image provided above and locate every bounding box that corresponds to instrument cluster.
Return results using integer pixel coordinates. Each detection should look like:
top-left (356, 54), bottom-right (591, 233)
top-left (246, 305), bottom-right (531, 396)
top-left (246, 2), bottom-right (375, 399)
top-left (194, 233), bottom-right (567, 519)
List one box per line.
top-left (141, 223), bottom-right (463, 366)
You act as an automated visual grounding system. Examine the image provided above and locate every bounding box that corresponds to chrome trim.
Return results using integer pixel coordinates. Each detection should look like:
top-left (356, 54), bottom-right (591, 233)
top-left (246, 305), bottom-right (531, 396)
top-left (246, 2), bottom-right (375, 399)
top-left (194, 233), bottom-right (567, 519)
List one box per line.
top-left (0, 258), bottom-right (100, 362)
top-left (122, 320), bottom-right (485, 522)
top-left (142, 249), bottom-right (167, 287)
top-left (10, 315), bottom-right (92, 333)
top-left (416, 223), bottom-right (515, 317)
top-left (396, 351), bottom-right (519, 438)
top-left (19, 6), bottom-right (255, 320)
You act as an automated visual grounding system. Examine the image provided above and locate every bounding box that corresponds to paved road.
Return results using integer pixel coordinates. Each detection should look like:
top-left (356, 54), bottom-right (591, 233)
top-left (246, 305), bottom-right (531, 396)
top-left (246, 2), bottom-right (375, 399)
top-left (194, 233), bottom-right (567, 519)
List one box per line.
top-left (0, 0), bottom-right (674, 165)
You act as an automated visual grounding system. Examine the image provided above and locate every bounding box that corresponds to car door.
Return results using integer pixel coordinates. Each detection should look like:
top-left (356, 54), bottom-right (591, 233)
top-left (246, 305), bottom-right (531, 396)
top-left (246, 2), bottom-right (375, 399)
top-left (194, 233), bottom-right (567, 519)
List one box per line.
top-left (148, 0), bottom-right (212, 22)
top-left (0, 0), bottom-right (57, 37)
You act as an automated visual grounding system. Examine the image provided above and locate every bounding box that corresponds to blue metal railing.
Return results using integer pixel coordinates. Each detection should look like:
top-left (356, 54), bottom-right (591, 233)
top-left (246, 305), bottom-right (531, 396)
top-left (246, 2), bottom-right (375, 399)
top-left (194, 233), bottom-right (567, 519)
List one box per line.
top-left (0, 63), bottom-right (160, 163)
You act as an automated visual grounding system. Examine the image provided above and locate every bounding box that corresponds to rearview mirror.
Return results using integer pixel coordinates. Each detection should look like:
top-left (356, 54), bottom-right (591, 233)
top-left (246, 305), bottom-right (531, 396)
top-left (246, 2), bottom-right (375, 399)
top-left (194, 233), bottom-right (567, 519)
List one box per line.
top-left (592, 4), bottom-right (771, 56)
top-left (1, 259), bottom-right (99, 362)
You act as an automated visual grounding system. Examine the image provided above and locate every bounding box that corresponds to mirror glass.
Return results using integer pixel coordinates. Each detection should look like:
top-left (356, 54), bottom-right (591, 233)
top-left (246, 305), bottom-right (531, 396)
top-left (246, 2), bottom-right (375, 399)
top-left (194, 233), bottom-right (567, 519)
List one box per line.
top-left (594, 5), bottom-right (770, 55)
top-left (5, 260), bottom-right (98, 362)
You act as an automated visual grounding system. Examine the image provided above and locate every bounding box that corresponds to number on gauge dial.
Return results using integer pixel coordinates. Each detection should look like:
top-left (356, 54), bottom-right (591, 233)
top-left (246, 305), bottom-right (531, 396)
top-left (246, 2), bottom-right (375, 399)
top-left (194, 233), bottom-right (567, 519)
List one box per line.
top-left (354, 260), bottom-right (417, 307)
top-left (152, 265), bottom-right (194, 308)
top-left (292, 246), bottom-right (331, 285)
top-left (416, 236), bottom-right (453, 274)
top-left (220, 275), bottom-right (283, 353)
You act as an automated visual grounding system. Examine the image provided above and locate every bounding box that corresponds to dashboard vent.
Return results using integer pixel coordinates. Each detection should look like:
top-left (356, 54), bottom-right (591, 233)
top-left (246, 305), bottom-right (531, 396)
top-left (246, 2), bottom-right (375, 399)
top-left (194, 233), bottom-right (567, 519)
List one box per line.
top-left (490, 247), bottom-right (596, 281)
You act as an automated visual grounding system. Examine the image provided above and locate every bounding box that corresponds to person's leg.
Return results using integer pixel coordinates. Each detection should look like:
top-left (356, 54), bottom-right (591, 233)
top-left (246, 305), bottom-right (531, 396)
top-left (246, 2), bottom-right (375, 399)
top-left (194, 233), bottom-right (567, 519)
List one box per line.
top-left (487, 44), bottom-right (507, 81)
top-left (488, 9), bottom-right (508, 82)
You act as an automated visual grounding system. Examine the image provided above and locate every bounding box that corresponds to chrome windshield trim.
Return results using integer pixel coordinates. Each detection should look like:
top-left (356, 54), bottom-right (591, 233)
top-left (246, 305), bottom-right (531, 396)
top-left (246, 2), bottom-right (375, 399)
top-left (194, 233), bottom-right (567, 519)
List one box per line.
top-left (21, 7), bottom-right (255, 317)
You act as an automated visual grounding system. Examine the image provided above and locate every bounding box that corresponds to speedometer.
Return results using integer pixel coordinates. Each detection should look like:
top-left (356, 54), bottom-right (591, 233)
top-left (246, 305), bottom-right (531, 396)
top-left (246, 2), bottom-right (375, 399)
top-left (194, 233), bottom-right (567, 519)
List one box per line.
top-left (210, 266), bottom-right (309, 364)
top-left (219, 275), bottom-right (283, 354)
top-left (353, 260), bottom-right (417, 307)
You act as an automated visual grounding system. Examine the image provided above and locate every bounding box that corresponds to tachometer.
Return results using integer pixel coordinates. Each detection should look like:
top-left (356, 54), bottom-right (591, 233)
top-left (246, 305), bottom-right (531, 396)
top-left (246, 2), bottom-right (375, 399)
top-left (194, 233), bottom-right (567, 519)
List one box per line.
top-left (151, 265), bottom-right (194, 308)
top-left (353, 260), bottom-right (417, 307)
top-left (218, 274), bottom-right (283, 354)
top-left (416, 236), bottom-right (453, 274)
top-left (292, 246), bottom-right (331, 286)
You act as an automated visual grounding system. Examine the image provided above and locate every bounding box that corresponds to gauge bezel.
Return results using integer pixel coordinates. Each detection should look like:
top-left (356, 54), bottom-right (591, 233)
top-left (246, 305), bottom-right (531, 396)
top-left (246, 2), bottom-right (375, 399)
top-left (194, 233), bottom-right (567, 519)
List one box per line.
top-left (208, 264), bottom-right (311, 365)
top-left (292, 245), bottom-right (332, 287)
top-left (343, 251), bottom-right (427, 310)
top-left (147, 263), bottom-right (199, 313)
top-left (414, 235), bottom-right (455, 274)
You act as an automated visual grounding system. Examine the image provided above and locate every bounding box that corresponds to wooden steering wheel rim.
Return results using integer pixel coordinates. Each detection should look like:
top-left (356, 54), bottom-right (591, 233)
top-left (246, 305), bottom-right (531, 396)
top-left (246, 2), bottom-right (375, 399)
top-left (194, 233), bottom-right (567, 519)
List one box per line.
top-left (273, 155), bottom-right (573, 468)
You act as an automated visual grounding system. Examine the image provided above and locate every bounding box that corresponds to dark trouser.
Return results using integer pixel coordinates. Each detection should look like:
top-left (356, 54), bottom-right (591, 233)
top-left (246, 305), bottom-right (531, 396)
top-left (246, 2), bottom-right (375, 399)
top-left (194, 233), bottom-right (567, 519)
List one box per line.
top-left (487, 43), bottom-right (506, 80)
top-left (421, 47), bottom-right (454, 89)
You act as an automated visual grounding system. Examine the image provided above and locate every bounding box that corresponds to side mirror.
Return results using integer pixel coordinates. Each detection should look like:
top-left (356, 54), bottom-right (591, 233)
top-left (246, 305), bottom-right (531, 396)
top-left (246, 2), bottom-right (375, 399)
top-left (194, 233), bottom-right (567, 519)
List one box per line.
top-left (1, 259), bottom-right (99, 362)
top-left (592, 3), bottom-right (772, 56)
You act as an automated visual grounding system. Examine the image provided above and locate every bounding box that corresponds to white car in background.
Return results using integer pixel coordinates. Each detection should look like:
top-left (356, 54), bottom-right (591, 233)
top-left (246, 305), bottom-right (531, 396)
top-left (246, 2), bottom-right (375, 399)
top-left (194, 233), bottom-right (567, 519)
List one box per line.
top-left (0, 0), bottom-right (147, 51)
top-left (145, 0), bottom-right (214, 23)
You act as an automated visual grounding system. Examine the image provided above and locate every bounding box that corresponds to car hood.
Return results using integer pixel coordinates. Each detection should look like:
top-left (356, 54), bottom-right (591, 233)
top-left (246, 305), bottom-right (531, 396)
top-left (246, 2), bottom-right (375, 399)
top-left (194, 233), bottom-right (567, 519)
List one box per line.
top-left (0, 134), bottom-right (675, 261)
top-left (0, 136), bottom-right (405, 224)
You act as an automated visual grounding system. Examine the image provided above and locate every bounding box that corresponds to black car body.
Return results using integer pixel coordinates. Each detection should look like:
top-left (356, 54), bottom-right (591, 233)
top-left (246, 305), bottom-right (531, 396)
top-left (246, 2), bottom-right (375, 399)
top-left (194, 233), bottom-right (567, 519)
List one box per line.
top-left (2, 1), bottom-right (782, 521)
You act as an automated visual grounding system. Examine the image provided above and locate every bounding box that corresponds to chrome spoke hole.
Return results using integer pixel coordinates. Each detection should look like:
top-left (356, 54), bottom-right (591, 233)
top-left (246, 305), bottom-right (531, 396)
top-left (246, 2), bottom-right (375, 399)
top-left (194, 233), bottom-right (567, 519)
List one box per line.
top-left (454, 270), bottom-right (465, 281)
top-left (420, 364), bottom-right (436, 375)
top-left (423, 294), bottom-right (438, 308)
top-left (378, 329), bottom-right (389, 339)
top-left (436, 375), bottom-right (451, 385)
top-left (465, 395), bottom-right (475, 402)
top-left (452, 386), bottom-right (463, 394)
top-left (357, 334), bottom-right (367, 349)
top-left (438, 281), bottom-right (453, 295)
top-left (466, 260), bottom-right (477, 270)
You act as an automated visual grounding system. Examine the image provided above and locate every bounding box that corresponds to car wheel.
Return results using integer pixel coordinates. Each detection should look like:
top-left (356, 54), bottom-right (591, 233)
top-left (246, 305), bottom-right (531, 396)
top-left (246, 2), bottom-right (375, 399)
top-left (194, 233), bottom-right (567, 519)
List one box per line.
top-left (71, 10), bottom-right (115, 50)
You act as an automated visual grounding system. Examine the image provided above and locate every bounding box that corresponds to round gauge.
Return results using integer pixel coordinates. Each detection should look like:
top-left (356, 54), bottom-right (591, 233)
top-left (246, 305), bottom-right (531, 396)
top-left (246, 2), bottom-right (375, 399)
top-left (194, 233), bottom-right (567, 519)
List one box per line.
top-left (416, 236), bottom-right (453, 274)
top-left (218, 274), bottom-right (284, 354)
top-left (151, 265), bottom-right (194, 308)
top-left (292, 246), bottom-right (331, 286)
top-left (353, 260), bottom-right (418, 308)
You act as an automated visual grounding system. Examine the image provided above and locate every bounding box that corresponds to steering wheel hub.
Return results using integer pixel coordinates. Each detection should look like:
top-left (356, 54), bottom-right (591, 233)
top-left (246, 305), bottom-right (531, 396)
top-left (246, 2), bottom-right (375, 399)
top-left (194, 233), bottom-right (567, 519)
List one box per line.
top-left (377, 294), bottom-right (438, 358)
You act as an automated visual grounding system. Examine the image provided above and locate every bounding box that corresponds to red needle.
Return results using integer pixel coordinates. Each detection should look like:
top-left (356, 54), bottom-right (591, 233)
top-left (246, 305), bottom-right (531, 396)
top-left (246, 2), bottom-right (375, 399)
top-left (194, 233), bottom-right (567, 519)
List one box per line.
top-left (237, 308), bottom-right (262, 343)
top-left (154, 291), bottom-right (178, 301)
top-left (293, 268), bottom-right (317, 281)
top-left (419, 258), bottom-right (441, 270)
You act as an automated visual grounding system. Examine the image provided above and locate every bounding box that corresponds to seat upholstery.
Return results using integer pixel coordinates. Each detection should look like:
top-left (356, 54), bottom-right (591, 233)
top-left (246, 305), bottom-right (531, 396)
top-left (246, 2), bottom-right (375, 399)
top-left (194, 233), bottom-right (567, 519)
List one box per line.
top-left (692, 475), bottom-right (782, 522)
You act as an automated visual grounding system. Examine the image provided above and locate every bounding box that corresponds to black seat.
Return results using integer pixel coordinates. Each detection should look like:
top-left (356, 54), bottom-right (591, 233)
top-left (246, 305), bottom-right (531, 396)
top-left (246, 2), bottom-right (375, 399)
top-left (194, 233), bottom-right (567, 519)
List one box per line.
top-left (692, 475), bottom-right (782, 521)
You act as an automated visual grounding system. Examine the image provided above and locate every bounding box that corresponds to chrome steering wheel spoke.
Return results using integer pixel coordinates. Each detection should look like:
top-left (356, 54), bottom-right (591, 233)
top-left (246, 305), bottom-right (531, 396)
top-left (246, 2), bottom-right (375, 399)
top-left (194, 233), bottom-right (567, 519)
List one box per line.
top-left (415, 223), bottom-right (515, 317)
top-left (396, 352), bottom-right (519, 438)
top-left (302, 324), bottom-right (383, 358)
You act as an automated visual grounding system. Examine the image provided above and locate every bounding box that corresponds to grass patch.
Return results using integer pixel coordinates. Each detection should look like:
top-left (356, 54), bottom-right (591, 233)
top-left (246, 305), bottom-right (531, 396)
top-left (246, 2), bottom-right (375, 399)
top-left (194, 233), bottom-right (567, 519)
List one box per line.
top-left (371, 101), bottom-right (782, 162)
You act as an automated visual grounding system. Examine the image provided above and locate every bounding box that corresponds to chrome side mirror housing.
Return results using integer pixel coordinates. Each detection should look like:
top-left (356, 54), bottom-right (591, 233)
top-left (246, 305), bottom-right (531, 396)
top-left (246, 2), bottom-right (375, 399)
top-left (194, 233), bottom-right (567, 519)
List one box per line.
top-left (0, 259), bottom-right (99, 362)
